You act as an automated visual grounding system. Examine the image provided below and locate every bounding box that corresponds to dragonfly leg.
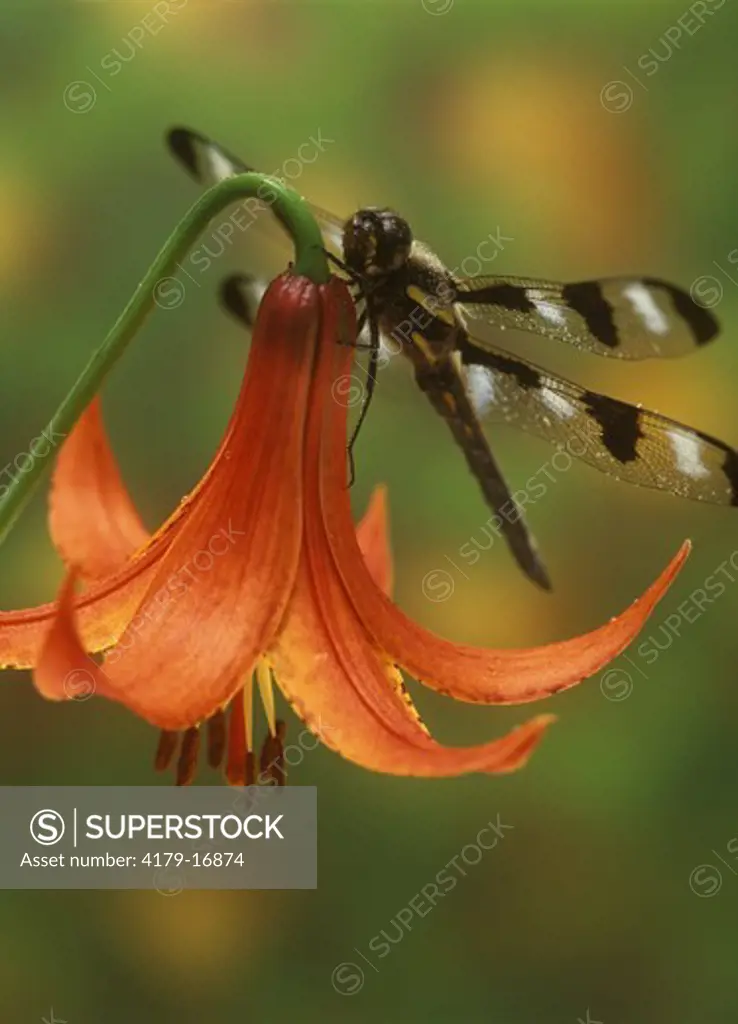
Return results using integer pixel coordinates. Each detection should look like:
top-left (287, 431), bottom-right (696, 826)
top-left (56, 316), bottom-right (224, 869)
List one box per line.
top-left (346, 297), bottom-right (381, 487)
top-left (415, 354), bottom-right (552, 591)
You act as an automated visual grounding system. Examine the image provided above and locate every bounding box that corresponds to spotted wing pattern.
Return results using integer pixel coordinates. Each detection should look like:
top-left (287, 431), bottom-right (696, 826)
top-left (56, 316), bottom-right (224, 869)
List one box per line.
top-left (166, 126), bottom-right (346, 255)
top-left (452, 274), bottom-right (718, 360)
top-left (460, 336), bottom-right (738, 505)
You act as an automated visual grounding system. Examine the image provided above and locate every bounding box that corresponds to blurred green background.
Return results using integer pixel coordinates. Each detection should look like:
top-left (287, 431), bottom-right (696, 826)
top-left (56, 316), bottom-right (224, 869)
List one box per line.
top-left (2, 1), bottom-right (738, 1021)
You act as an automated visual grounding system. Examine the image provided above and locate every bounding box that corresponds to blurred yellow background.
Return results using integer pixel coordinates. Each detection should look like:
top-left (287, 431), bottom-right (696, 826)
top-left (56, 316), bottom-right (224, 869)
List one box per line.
top-left (2, 1), bottom-right (738, 1021)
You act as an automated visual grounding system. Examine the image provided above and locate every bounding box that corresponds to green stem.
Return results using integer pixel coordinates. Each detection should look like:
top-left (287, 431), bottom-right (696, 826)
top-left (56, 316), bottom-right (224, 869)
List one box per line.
top-left (0, 173), bottom-right (329, 546)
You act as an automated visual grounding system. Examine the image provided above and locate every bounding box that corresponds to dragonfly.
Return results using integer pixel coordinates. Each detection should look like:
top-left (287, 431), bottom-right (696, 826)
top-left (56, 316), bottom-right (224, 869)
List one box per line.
top-left (166, 126), bottom-right (738, 591)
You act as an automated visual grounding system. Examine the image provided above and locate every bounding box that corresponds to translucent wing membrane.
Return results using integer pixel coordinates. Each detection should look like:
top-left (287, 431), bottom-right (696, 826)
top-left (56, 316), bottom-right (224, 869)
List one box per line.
top-left (454, 275), bottom-right (719, 360)
top-left (166, 126), bottom-right (346, 256)
top-left (460, 336), bottom-right (738, 505)
top-left (166, 124), bottom-right (735, 592)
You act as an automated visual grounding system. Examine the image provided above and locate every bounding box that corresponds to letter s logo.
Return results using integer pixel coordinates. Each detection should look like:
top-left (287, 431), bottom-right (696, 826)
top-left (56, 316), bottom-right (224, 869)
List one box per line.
top-left (30, 809), bottom-right (66, 846)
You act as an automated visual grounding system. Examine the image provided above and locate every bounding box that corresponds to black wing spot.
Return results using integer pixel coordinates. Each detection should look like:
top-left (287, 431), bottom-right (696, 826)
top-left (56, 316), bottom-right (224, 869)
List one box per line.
top-left (220, 275), bottom-right (255, 328)
top-left (562, 281), bottom-right (618, 349)
top-left (459, 283), bottom-right (535, 314)
top-left (642, 277), bottom-right (719, 346)
top-left (721, 448), bottom-right (738, 507)
top-left (166, 127), bottom-right (202, 180)
top-left (482, 350), bottom-right (542, 391)
top-left (582, 392), bottom-right (643, 463)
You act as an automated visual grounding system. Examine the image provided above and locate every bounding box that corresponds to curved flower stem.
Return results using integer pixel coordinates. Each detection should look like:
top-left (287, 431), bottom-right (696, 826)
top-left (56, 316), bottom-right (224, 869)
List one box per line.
top-left (0, 173), bottom-right (329, 546)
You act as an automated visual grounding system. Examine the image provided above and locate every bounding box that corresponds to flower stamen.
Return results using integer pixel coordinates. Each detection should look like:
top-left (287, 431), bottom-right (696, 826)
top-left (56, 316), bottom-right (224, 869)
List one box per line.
top-left (259, 719), bottom-right (286, 786)
top-left (154, 729), bottom-right (179, 772)
top-left (176, 726), bottom-right (200, 787)
top-left (206, 709), bottom-right (226, 769)
top-left (243, 673), bottom-right (256, 785)
top-left (256, 658), bottom-right (277, 737)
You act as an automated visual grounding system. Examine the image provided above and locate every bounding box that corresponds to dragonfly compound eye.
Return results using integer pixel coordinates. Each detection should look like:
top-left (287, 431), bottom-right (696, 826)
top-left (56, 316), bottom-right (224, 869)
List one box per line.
top-left (343, 207), bottom-right (413, 277)
top-left (374, 210), bottom-right (413, 273)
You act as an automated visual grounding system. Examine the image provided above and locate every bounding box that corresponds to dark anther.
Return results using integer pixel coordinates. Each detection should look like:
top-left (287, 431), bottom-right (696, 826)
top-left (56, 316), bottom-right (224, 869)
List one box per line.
top-left (175, 727), bottom-right (200, 786)
top-left (260, 720), bottom-right (287, 786)
top-left (206, 709), bottom-right (227, 769)
top-left (154, 730), bottom-right (179, 772)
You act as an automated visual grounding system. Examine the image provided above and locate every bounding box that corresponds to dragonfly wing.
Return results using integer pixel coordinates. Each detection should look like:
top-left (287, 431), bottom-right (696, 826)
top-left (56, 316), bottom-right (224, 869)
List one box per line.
top-left (452, 274), bottom-right (719, 360)
top-left (415, 350), bottom-right (551, 589)
top-left (166, 126), bottom-right (346, 255)
top-left (460, 334), bottom-right (738, 505)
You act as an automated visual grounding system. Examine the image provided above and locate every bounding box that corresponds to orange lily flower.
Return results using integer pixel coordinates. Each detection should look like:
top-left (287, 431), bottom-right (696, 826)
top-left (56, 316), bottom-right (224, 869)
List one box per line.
top-left (0, 272), bottom-right (689, 784)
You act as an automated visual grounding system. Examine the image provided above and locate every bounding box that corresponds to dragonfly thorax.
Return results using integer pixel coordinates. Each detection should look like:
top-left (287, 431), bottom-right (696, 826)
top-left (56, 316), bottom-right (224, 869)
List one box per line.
top-left (342, 207), bottom-right (412, 278)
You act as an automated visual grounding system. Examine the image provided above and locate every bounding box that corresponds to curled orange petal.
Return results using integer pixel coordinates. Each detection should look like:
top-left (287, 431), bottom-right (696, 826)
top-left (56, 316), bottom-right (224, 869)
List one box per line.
top-left (0, 425), bottom-right (225, 671)
top-left (355, 484), bottom-right (393, 597)
top-left (35, 571), bottom-right (117, 703)
top-left (0, 380), bottom-right (240, 671)
top-left (49, 397), bottom-right (150, 579)
top-left (272, 563), bottom-right (555, 776)
top-left (271, 280), bottom-right (554, 777)
top-left (319, 322), bottom-right (690, 706)
top-left (38, 275), bottom-right (321, 729)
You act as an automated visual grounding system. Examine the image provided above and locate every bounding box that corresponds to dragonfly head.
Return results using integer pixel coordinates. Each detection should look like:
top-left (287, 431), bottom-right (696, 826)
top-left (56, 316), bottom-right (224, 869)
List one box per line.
top-left (342, 207), bottom-right (413, 278)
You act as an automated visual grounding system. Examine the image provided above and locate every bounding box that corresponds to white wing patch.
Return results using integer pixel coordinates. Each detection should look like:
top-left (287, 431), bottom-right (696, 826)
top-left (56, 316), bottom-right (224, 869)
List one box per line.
top-left (533, 300), bottom-right (567, 327)
top-left (466, 365), bottom-right (498, 417)
top-left (540, 386), bottom-right (576, 420)
top-left (670, 431), bottom-right (710, 480)
top-left (246, 278), bottom-right (268, 308)
top-left (207, 147), bottom-right (239, 183)
top-left (320, 221), bottom-right (344, 253)
top-left (623, 282), bottom-right (669, 335)
top-left (527, 289), bottom-right (568, 327)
